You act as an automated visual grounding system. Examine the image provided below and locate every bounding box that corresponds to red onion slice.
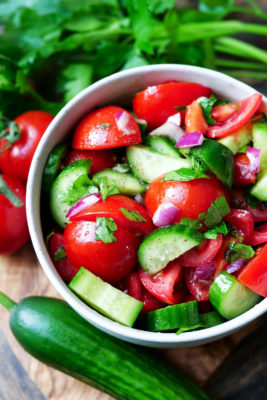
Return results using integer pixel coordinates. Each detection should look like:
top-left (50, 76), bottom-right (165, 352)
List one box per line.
top-left (115, 111), bottom-right (136, 135)
top-left (152, 202), bottom-right (180, 227)
top-left (167, 112), bottom-right (181, 126)
top-left (225, 258), bottom-right (245, 274)
top-left (195, 261), bottom-right (216, 282)
top-left (246, 147), bottom-right (261, 173)
top-left (149, 113), bottom-right (184, 142)
top-left (66, 193), bottom-right (101, 218)
top-left (176, 131), bottom-right (204, 148)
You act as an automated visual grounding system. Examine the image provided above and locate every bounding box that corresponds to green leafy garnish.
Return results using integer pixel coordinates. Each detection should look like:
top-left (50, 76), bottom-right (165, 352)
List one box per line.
top-left (180, 218), bottom-right (203, 230)
top-left (0, 119), bottom-right (21, 153)
top-left (226, 242), bottom-right (255, 263)
top-left (62, 175), bottom-right (98, 206)
top-left (199, 196), bottom-right (230, 228)
top-left (120, 208), bottom-right (147, 222)
top-left (100, 123), bottom-right (111, 130)
top-left (204, 221), bottom-right (229, 239)
top-left (163, 166), bottom-right (209, 182)
top-left (176, 324), bottom-right (203, 335)
top-left (54, 246), bottom-right (66, 262)
top-left (0, 175), bottom-right (23, 207)
top-left (197, 94), bottom-right (217, 125)
top-left (94, 176), bottom-right (119, 201)
top-left (45, 231), bottom-right (54, 245)
top-left (238, 145), bottom-right (250, 153)
top-left (95, 217), bottom-right (117, 244)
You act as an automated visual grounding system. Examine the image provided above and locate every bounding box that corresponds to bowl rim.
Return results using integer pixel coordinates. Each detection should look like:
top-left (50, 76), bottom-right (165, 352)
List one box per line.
top-left (26, 64), bottom-right (267, 347)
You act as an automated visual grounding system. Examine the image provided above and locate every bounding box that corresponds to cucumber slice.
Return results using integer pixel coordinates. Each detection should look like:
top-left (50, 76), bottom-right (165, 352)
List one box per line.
top-left (50, 159), bottom-right (91, 228)
top-left (252, 122), bottom-right (267, 172)
top-left (199, 311), bottom-right (225, 327)
top-left (190, 138), bottom-right (234, 188)
top-left (69, 267), bottom-right (143, 327)
top-left (250, 171), bottom-right (267, 201)
top-left (42, 144), bottom-right (68, 195)
top-left (138, 224), bottom-right (203, 275)
top-left (92, 169), bottom-right (146, 195)
top-left (126, 145), bottom-right (191, 183)
top-left (145, 136), bottom-right (181, 158)
top-left (218, 123), bottom-right (252, 155)
top-left (141, 301), bottom-right (199, 332)
top-left (209, 271), bottom-right (261, 320)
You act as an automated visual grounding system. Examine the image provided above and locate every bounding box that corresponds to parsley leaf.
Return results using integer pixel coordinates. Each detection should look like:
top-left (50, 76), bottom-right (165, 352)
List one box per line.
top-left (95, 217), bottom-right (117, 244)
top-left (120, 208), bottom-right (147, 222)
top-left (162, 165), bottom-right (209, 182)
top-left (204, 221), bottom-right (229, 239)
top-left (180, 218), bottom-right (203, 230)
top-left (199, 196), bottom-right (230, 228)
top-left (62, 174), bottom-right (99, 206)
top-left (226, 242), bottom-right (255, 264)
top-left (197, 94), bottom-right (217, 125)
top-left (238, 145), bottom-right (250, 153)
top-left (54, 246), bottom-right (66, 262)
top-left (94, 176), bottom-right (119, 201)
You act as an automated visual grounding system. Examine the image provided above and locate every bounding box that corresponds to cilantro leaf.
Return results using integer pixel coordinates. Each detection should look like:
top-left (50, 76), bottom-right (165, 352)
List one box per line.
top-left (120, 208), bottom-right (147, 222)
top-left (95, 217), bottom-right (117, 244)
top-left (204, 221), bottom-right (229, 239)
top-left (199, 196), bottom-right (230, 228)
top-left (54, 246), bottom-right (66, 262)
top-left (94, 176), bottom-right (119, 201)
top-left (238, 145), bottom-right (250, 153)
top-left (163, 167), bottom-right (209, 182)
top-left (226, 242), bottom-right (255, 264)
top-left (180, 218), bottom-right (203, 230)
top-left (62, 174), bottom-right (99, 206)
top-left (197, 94), bottom-right (217, 125)
top-left (58, 63), bottom-right (93, 103)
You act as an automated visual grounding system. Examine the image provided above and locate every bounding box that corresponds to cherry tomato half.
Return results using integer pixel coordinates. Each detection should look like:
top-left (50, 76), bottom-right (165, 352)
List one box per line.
top-left (145, 174), bottom-right (229, 221)
top-left (211, 103), bottom-right (239, 123)
top-left (63, 149), bottom-right (116, 176)
top-left (0, 111), bottom-right (54, 183)
top-left (179, 235), bottom-right (223, 267)
top-left (248, 222), bottom-right (267, 246)
top-left (133, 82), bottom-right (212, 130)
top-left (64, 221), bottom-right (140, 284)
top-left (225, 209), bottom-right (254, 244)
top-left (0, 174), bottom-right (29, 254)
top-left (72, 106), bottom-right (142, 150)
top-left (185, 268), bottom-right (211, 302)
top-left (233, 153), bottom-right (256, 187)
top-left (230, 188), bottom-right (267, 222)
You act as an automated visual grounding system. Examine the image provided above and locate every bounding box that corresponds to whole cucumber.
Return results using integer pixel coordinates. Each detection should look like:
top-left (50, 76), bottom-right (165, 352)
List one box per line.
top-left (0, 293), bottom-right (211, 400)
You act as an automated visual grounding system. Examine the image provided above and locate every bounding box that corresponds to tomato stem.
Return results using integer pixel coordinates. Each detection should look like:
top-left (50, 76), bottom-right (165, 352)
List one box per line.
top-left (0, 118), bottom-right (21, 154)
top-left (0, 175), bottom-right (23, 207)
top-left (0, 291), bottom-right (16, 311)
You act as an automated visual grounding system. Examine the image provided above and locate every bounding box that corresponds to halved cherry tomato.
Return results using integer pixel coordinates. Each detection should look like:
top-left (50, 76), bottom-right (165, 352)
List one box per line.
top-left (145, 174), bottom-right (229, 221)
top-left (230, 188), bottom-right (267, 222)
top-left (49, 231), bottom-right (79, 282)
top-left (225, 209), bottom-right (254, 244)
top-left (238, 243), bottom-right (267, 297)
top-left (185, 100), bottom-right (208, 135)
top-left (64, 221), bottom-right (140, 284)
top-left (0, 111), bottom-right (54, 183)
top-left (0, 174), bottom-right (29, 254)
top-left (72, 106), bottom-right (141, 150)
top-left (63, 149), bottom-right (116, 176)
top-left (70, 194), bottom-right (154, 235)
top-left (248, 222), bottom-right (267, 246)
top-left (207, 94), bottom-right (262, 138)
top-left (133, 82), bottom-right (212, 130)
top-left (211, 103), bottom-right (239, 123)
top-left (185, 268), bottom-right (211, 301)
top-left (179, 234), bottom-right (223, 267)
top-left (233, 153), bottom-right (256, 187)
top-left (138, 261), bottom-right (184, 305)
top-left (214, 236), bottom-right (238, 277)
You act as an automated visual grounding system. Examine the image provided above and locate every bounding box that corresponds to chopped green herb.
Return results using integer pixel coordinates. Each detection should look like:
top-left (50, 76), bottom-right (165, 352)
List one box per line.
top-left (62, 174), bottom-right (98, 205)
top-left (226, 242), bottom-right (255, 264)
top-left (54, 246), bottom-right (66, 262)
top-left (162, 167), bottom-right (209, 182)
top-left (204, 221), bottom-right (229, 239)
top-left (45, 231), bottom-right (54, 245)
top-left (100, 123), bottom-right (111, 130)
top-left (120, 208), bottom-right (147, 222)
top-left (238, 145), bottom-right (250, 153)
top-left (95, 217), bottom-right (117, 244)
top-left (197, 95), bottom-right (217, 125)
top-left (0, 175), bottom-right (23, 207)
top-left (112, 164), bottom-right (130, 173)
top-left (180, 218), bottom-right (203, 230)
top-left (94, 176), bottom-right (119, 201)
top-left (176, 324), bottom-right (203, 335)
top-left (199, 196), bottom-right (230, 228)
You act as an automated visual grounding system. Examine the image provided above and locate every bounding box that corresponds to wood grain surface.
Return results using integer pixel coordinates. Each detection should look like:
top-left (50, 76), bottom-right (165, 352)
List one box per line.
top-left (0, 242), bottom-right (262, 400)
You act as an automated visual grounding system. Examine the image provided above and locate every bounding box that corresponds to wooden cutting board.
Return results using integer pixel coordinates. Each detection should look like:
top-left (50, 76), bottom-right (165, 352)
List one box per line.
top-left (0, 242), bottom-right (264, 400)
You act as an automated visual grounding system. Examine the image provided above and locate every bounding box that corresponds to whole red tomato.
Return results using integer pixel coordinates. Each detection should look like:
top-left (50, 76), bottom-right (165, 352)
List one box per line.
top-left (145, 174), bottom-right (229, 221)
top-left (0, 174), bottom-right (29, 254)
top-left (0, 111), bottom-right (54, 183)
top-left (63, 149), bottom-right (116, 176)
top-left (64, 221), bottom-right (140, 284)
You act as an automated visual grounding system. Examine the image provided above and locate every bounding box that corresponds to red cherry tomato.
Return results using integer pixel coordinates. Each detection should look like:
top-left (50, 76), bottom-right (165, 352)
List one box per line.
top-left (238, 243), bottom-right (267, 297)
top-left (185, 100), bottom-right (208, 135)
top-left (63, 149), bottom-right (116, 176)
top-left (48, 231), bottom-right (79, 282)
top-left (64, 221), bottom-right (140, 284)
top-left (211, 103), bottom-right (239, 123)
top-left (70, 194), bottom-right (154, 235)
top-left (185, 268), bottom-right (211, 301)
top-left (72, 106), bottom-right (141, 150)
top-left (145, 174), bottom-right (229, 221)
top-left (207, 94), bottom-right (262, 138)
top-left (133, 82), bottom-right (212, 130)
top-left (233, 153), bottom-right (255, 187)
top-left (230, 188), bottom-right (267, 222)
top-left (179, 234), bottom-right (223, 267)
top-left (248, 222), bottom-right (267, 246)
top-left (0, 174), bottom-right (29, 254)
top-left (225, 209), bottom-right (254, 244)
top-left (0, 111), bottom-right (53, 183)
top-left (138, 261), bottom-right (184, 305)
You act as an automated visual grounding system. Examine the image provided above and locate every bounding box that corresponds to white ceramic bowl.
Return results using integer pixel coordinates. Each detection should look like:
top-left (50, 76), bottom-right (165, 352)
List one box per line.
top-left (26, 64), bottom-right (267, 348)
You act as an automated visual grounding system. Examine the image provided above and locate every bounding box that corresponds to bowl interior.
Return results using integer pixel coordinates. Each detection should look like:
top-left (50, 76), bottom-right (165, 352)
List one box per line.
top-left (27, 64), bottom-right (267, 348)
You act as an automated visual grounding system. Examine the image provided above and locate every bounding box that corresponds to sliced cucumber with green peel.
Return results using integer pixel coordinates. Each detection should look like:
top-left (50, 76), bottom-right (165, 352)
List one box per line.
top-left (218, 123), bottom-right (252, 155)
top-left (50, 159), bottom-right (91, 228)
top-left (190, 138), bottom-right (234, 188)
top-left (209, 271), bottom-right (261, 320)
top-left (250, 171), bottom-right (267, 201)
top-left (145, 136), bottom-right (181, 158)
top-left (141, 301), bottom-right (199, 332)
top-left (42, 143), bottom-right (68, 195)
top-left (126, 145), bottom-right (191, 183)
top-left (69, 267), bottom-right (143, 327)
top-left (199, 311), bottom-right (225, 327)
top-left (252, 122), bottom-right (267, 172)
top-left (92, 168), bottom-right (146, 195)
top-left (138, 224), bottom-right (203, 275)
